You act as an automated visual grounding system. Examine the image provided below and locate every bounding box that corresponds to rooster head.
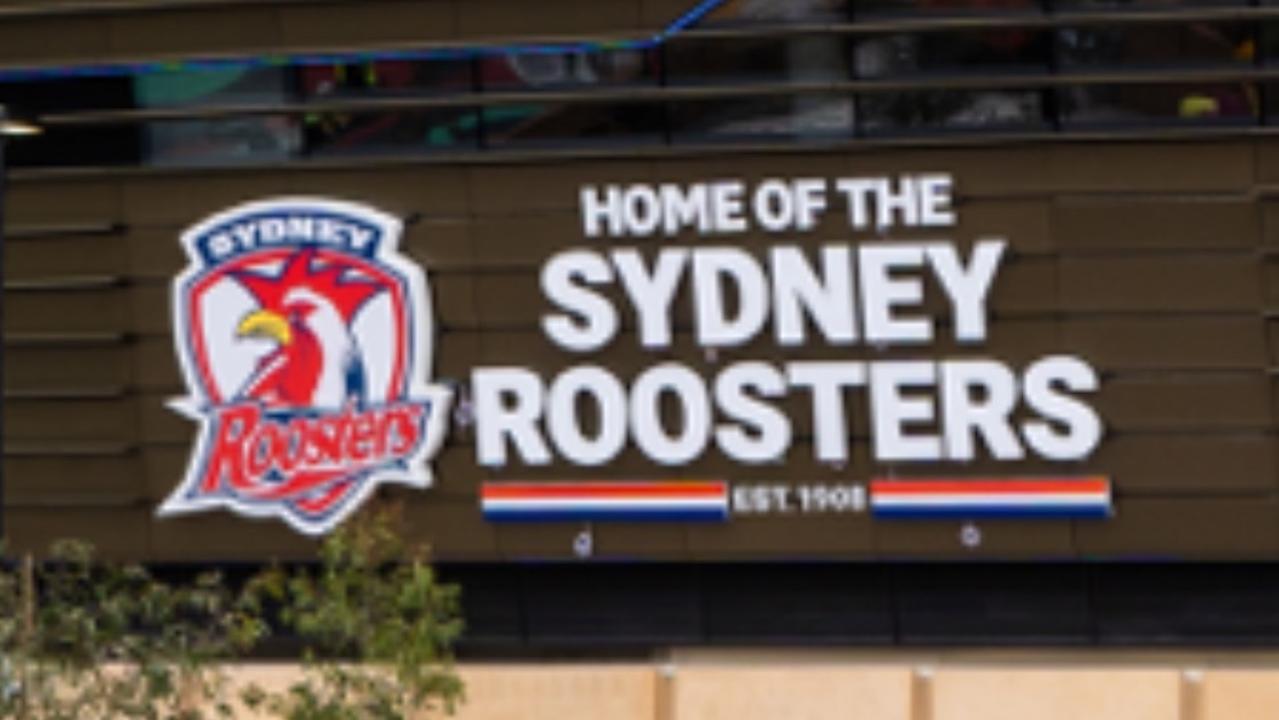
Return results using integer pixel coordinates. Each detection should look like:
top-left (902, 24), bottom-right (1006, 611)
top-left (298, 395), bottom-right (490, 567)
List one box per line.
top-left (233, 249), bottom-right (385, 410)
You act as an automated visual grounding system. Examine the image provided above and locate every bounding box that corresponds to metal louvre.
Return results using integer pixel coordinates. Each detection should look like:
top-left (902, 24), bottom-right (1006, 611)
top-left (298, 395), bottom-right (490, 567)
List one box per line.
top-left (0, 0), bottom-right (1273, 161)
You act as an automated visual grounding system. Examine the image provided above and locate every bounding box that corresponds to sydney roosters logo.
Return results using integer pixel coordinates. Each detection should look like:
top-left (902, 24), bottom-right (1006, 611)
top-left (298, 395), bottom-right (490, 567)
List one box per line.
top-left (162, 198), bottom-right (451, 535)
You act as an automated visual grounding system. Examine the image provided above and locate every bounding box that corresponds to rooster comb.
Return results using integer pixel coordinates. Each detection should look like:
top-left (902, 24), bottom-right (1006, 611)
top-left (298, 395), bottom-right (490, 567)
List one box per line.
top-left (232, 248), bottom-right (385, 323)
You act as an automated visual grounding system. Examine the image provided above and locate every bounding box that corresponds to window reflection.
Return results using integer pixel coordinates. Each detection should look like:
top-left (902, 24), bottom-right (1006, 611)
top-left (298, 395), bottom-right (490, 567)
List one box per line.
top-left (146, 117), bottom-right (301, 167)
top-left (860, 88), bottom-right (1044, 133)
top-left (856, 29), bottom-right (1050, 77)
top-left (136, 68), bottom-right (300, 167)
top-left (481, 49), bottom-right (658, 91)
top-left (298, 59), bottom-right (472, 100)
top-left (304, 108), bottom-right (478, 157)
top-left (482, 102), bottom-right (664, 148)
top-left (671, 94), bottom-right (854, 140)
top-left (1058, 22), bottom-right (1254, 68)
top-left (668, 36), bottom-right (852, 85)
top-left (1058, 83), bottom-right (1258, 125)
top-left (136, 67), bottom-right (288, 107)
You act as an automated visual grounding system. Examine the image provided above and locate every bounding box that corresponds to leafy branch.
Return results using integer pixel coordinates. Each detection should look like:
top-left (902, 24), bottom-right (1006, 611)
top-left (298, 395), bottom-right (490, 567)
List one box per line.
top-left (242, 511), bottom-right (465, 720)
top-left (0, 508), bottom-right (463, 720)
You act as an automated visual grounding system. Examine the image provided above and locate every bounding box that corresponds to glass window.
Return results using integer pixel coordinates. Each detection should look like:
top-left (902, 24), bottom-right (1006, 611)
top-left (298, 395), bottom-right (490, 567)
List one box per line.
top-left (701, 0), bottom-right (849, 26)
top-left (0, 77), bottom-right (142, 168)
top-left (667, 36), bottom-right (852, 85)
top-left (145, 115), bottom-right (301, 167)
top-left (1058, 23), bottom-right (1255, 69)
top-left (859, 88), bottom-right (1045, 133)
top-left (297, 58), bottom-right (474, 101)
top-left (0, 76), bottom-right (135, 114)
top-left (135, 67), bottom-right (289, 108)
top-left (670, 94), bottom-right (854, 141)
top-left (1263, 21), bottom-right (1279, 64)
top-left (481, 102), bottom-right (665, 148)
top-left (7, 122), bottom-right (141, 169)
top-left (134, 68), bottom-right (298, 168)
top-left (1057, 82), bottom-right (1259, 126)
top-left (1263, 82), bottom-right (1279, 121)
top-left (480, 49), bottom-right (659, 91)
top-left (855, 29), bottom-right (1051, 77)
top-left (302, 108), bottom-right (478, 158)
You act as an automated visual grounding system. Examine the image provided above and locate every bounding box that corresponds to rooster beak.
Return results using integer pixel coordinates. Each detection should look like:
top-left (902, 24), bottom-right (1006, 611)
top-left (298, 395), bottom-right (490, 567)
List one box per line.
top-left (237, 309), bottom-right (293, 346)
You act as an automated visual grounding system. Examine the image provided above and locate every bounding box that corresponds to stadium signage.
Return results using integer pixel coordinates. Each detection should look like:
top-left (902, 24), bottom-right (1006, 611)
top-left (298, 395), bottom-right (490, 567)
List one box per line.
top-left (164, 176), bottom-right (1110, 534)
top-left (471, 175), bottom-right (1103, 469)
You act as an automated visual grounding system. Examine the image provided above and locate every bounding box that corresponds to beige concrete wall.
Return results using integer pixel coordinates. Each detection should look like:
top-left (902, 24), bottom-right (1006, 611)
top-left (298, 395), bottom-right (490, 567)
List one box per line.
top-left (932, 668), bottom-right (1181, 720)
top-left (456, 666), bottom-right (656, 720)
top-left (672, 665), bottom-right (913, 720)
top-left (1201, 670), bottom-right (1279, 719)
top-left (216, 653), bottom-right (1279, 720)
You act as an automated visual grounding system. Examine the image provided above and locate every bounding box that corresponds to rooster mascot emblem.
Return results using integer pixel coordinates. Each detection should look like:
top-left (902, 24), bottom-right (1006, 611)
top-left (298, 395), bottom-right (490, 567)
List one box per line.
top-left (162, 198), bottom-right (451, 536)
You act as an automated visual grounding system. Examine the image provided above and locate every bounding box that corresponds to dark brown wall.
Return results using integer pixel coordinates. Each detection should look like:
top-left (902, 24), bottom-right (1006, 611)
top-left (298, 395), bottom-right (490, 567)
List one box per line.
top-left (4, 139), bottom-right (1279, 562)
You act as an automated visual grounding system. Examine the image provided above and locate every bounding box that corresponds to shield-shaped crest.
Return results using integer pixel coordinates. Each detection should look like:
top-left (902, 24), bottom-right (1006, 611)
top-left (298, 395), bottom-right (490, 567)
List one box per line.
top-left (162, 197), bottom-right (451, 536)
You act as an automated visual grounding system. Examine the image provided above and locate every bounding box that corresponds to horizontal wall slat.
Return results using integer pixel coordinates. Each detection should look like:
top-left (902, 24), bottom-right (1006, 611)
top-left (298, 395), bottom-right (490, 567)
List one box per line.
top-left (35, 66), bottom-right (1279, 128)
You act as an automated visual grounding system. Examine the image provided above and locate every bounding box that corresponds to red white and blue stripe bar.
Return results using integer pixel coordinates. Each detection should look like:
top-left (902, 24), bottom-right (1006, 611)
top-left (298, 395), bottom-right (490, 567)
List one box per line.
top-left (481, 481), bottom-right (730, 523)
top-left (870, 477), bottom-right (1112, 520)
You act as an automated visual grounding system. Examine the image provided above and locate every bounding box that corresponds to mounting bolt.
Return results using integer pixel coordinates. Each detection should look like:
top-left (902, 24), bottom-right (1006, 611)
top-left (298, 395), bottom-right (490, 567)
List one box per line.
top-left (453, 395), bottom-right (475, 428)
top-left (573, 528), bottom-right (594, 559)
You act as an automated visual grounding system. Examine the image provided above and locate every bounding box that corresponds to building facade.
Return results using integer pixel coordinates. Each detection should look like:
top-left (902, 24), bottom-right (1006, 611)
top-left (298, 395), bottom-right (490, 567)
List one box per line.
top-left (5, 0), bottom-right (1279, 717)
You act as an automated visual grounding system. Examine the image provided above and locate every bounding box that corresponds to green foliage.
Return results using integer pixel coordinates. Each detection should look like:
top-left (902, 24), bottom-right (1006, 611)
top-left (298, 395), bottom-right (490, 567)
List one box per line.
top-left (0, 540), bottom-right (263, 720)
top-left (0, 509), bottom-right (464, 720)
top-left (242, 513), bottom-right (465, 720)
